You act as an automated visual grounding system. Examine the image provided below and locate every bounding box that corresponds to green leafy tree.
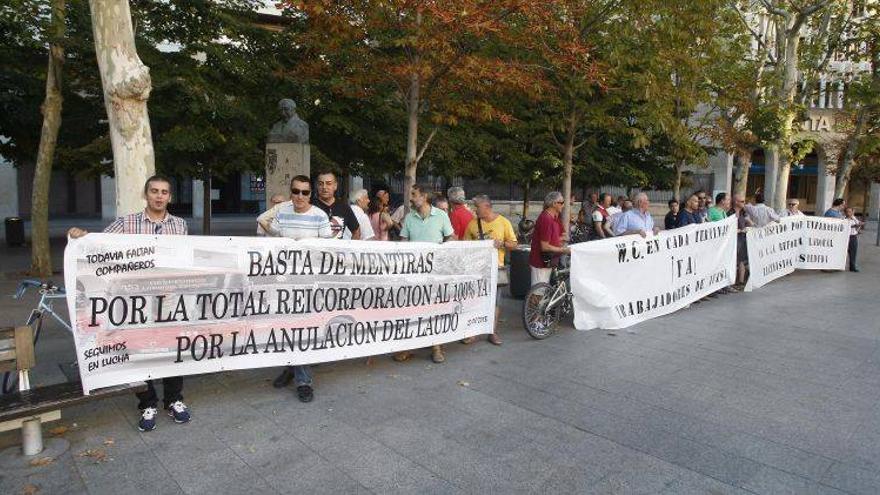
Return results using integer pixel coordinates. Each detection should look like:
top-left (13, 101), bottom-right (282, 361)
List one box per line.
top-left (284, 0), bottom-right (543, 196)
top-left (829, 5), bottom-right (878, 197)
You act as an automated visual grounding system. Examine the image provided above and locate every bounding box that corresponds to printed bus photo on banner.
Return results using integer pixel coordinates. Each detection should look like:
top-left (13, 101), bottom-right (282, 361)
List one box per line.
top-left (745, 216), bottom-right (849, 291)
top-left (570, 216), bottom-right (737, 330)
top-left (64, 235), bottom-right (498, 394)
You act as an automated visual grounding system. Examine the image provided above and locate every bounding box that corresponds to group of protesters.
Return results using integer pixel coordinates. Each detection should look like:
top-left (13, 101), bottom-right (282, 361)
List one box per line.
top-left (66, 173), bottom-right (865, 433)
top-left (257, 173), bottom-right (517, 371)
top-left (68, 173), bottom-right (522, 432)
top-left (560, 189), bottom-right (865, 292)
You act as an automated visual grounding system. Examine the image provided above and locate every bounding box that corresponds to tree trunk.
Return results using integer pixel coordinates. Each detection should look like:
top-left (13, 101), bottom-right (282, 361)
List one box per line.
top-left (202, 174), bottom-right (212, 235)
top-left (89, 0), bottom-right (155, 216)
top-left (402, 10), bottom-right (422, 197)
top-left (403, 69), bottom-right (419, 197)
top-left (733, 148), bottom-right (751, 197)
top-left (672, 161), bottom-right (683, 201)
top-left (772, 15), bottom-right (805, 211)
top-left (772, 134), bottom-right (793, 211)
top-left (835, 109), bottom-right (867, 198)
top-left (30, 0), bottom-right (65, 277)
top-left (521, 180), bottom-right (530, 220)
top-left (560, 115), bottom-right (577, 237)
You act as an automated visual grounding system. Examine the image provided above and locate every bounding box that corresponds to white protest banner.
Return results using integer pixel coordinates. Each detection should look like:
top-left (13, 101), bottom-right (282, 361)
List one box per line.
top-left (745, 216), bottom-right (849, 291)
top-left (795, 217), bottom-right (850, 270)
top-left (64, 235), bottom-right (497, 394)
top-left (743, 218), bottom-right (800, 289)
top-left (570, 215), bottom-right (737, 330)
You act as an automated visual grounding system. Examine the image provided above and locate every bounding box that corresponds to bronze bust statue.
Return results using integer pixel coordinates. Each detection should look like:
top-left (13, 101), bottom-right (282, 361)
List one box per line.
top-left (267, 98), bottom-right (309, 144)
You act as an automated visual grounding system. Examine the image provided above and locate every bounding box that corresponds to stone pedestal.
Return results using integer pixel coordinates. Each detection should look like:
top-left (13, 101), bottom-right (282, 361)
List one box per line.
top-left (101, 175), bottom-right (116, 221)
top-left (265, 143), bottom-right (309, 201)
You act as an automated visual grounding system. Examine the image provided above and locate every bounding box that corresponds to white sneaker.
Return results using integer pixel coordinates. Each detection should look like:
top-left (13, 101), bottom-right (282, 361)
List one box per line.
top-left (167, 400), bottom-right (191, 424)
top-left (138, 407), bottom-right (158, 432)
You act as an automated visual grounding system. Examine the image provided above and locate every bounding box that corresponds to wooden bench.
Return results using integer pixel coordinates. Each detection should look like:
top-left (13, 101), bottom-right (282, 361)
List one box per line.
top-left (0, 326), bottom-right (145, 456)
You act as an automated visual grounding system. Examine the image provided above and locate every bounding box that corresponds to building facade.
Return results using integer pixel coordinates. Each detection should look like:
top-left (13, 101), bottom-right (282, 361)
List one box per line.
top-left (705, 2), bottom-right (877, 215)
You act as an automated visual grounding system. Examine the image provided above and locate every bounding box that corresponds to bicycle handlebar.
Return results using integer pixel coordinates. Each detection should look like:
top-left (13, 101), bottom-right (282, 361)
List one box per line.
top-left (14, 279), bottom-right (64, 299)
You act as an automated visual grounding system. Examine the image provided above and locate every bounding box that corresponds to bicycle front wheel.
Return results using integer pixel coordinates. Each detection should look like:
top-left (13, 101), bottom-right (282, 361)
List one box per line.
top-left (522, 283), bottom-right (561, 340)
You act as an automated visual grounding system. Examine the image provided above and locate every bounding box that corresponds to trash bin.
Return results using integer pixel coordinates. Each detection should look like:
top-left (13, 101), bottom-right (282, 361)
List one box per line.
top-left (5, 217), bottom-right (24, 247)
top-left (509, 245), bottom-right (532, 299)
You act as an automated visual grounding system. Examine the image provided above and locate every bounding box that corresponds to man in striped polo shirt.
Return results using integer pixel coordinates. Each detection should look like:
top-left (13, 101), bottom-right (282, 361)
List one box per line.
top-left (257, 174), bottom-right (332, 403)
top-left (68, 175), bottom-right (191, 432)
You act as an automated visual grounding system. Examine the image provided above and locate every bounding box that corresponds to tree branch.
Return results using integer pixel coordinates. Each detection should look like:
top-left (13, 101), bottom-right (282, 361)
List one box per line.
top-left (549, 125), bottom-right (564, 151)
top-left (732, 2), bottom-right (769, 44)
top-left (759, 0), bottom-right (790, 19)
top-left (579, 0), bottom-right (622, 38)
top-left (415, 126), bottom-right (438, 163)
top-left (801, 0), bottom-right (832, 17)
top-left (792, 1), bottom-right (831, 32)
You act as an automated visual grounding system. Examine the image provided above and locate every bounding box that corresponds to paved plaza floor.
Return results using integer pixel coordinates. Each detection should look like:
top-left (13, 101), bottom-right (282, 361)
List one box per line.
top-left (0, 235), bottom-right (879, 494)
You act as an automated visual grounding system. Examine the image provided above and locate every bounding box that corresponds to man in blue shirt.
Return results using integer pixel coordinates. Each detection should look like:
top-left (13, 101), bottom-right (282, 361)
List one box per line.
top-left (614, 193), bottom-right (659, 237)
top-left (824, 198), bottom-right (846, 218)
top-left (676, 194), bottom-right (703, 227)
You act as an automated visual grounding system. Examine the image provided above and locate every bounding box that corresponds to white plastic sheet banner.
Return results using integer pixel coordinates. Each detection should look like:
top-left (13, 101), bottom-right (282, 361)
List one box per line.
top-left (745, 216), bottom-right (849, 291)
top-left (64, 235), bottom-right (497, 394)
top-left (570, 216), bottom-right (737, 330)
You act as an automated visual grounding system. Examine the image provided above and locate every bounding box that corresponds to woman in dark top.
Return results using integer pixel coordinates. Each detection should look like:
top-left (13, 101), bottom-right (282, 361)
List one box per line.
top-left (676, 194), bottom-right (703, 228)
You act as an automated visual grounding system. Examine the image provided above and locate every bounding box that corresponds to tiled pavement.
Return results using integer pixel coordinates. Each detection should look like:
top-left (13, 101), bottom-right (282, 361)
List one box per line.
top-left (0, 236), bottom-right (878, 494)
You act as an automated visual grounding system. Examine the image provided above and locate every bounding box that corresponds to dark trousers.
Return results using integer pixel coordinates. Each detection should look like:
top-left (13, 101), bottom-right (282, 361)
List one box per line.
top-left (136, 376), bottom-right (184, 410)
top-left (848, 235), bottom-right (859, 271)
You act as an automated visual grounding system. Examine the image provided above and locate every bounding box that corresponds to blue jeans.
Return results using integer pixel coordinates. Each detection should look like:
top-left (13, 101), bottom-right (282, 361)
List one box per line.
top-left (290, 365), bottom-right (312, 386)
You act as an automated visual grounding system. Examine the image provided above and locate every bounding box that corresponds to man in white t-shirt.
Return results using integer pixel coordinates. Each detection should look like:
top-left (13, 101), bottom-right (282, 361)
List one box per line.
top-left (256, 175), bottom-right (332, 403)
top-left (743, 192), bottom-right (779, 227)
top-left (257, 180), bottom-right (333, 240)
top-left (346, 189), bottom-right (375, 240)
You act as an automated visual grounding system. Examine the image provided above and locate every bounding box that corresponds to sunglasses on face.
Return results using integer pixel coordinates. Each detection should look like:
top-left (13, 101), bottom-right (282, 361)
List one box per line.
top-left (290, 188), bottom-right (311, 196)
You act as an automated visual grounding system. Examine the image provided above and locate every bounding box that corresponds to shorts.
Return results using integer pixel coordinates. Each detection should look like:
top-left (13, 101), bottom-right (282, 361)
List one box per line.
top-left (530, 266), bottom-right (552, 286)
top-left (736, 235), bottom-right (748, 264)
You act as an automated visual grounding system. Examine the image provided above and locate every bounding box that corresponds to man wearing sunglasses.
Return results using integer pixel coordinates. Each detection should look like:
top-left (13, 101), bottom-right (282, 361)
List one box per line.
top-left (257, 175), bottom-right (333, 403)
top-left (67, 175), bottom-right (191, 433)
top-left (529, 191), bottom-right (570, 285)
top-left (781, 199), bottom-right (804, 217)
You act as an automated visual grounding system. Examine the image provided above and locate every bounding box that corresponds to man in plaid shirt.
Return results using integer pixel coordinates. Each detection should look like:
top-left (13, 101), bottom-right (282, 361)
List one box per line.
top-left (68, 175), bottom-right (191, 432)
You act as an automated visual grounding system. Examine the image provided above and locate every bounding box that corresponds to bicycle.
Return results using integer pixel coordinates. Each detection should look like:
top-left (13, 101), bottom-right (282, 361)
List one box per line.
top-left (569, 222), bottom-right (590, 244)
top-left (522, 260), bottom-right (573, 339)
top-left (2, 279), bottom-right (71, 394)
